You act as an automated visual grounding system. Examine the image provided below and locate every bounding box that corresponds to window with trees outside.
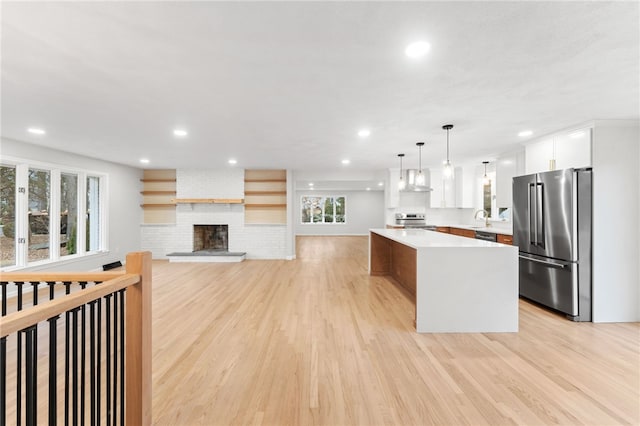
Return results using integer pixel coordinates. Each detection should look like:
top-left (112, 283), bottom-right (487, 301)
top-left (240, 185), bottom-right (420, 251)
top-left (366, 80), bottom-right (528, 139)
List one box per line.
top-left (0, 160), bottom-right (106, 270)
top-left (301, 196), bottom-right (346, 224)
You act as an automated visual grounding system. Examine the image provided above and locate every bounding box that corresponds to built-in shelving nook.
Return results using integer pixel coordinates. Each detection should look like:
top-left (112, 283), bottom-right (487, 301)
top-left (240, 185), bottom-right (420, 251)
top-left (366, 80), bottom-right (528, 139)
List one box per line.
top-left (140, 169), bottom-right (176, 223)
top-left (244, 169), bottom-right (287, 224)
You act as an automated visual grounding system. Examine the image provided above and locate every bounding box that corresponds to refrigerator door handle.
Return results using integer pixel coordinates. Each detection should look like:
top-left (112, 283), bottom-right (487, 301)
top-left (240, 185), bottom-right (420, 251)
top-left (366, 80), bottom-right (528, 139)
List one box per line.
top-left (519, 254), bottom-right (567, 269)
top-left (536, 183), bottom-right (545, 248)
top-left (529, 183), bottom-right (537, 246)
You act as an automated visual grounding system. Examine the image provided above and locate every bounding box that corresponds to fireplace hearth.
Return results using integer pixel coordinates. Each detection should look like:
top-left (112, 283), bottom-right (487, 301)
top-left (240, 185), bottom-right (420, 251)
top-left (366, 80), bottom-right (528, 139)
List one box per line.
top-left (193, 225), bottom-right (228, 252)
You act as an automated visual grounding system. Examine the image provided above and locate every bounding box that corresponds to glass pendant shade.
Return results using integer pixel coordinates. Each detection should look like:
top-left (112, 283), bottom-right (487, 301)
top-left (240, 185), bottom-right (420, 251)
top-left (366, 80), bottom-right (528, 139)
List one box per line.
top-left (482, 161), bottom-right (490, 185)
top-left (397, 153), bottom-right (406, 190)
top-left (415, 170), bottom-right (426, 186)
top-left (442, 124), bottom-right (454, 180)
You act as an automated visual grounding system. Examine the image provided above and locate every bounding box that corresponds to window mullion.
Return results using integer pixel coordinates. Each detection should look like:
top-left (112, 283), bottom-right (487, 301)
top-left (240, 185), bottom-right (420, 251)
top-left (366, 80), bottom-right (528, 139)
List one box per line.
top-left (50, 170), bottom-right (61, 260)
top-left (14, 164), bottom-right (29, 267)
top-left (77, 172), bottom-right (87, 255)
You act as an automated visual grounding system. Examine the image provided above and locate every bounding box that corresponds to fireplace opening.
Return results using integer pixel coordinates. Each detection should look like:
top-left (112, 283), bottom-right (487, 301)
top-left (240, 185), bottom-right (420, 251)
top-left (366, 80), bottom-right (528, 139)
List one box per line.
top-left (193, 225), bottom-right (228, 252)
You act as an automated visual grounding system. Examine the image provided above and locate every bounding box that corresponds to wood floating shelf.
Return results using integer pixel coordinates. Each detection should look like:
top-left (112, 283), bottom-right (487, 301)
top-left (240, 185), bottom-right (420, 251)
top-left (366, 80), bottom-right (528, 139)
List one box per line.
top-left (140, 179), bottom-right (177, 182)
top-left (244, 179), bottom-right (287, 182)
top-left (244, 204), bottom-right (286, 208)
top-left (140, 191), bottom-right (177, 195)
top-left (244, 191), bottom-right (287, 195)
top-left (140, 203), bottom-right (175, 208)
top-left (172, 198), bottom-right (244, 204)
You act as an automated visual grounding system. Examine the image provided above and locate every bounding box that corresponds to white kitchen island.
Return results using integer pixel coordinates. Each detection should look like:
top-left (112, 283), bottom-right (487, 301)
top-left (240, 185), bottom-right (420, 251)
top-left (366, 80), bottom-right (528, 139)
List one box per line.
top-left (369, 228), bottom-right (518, 333)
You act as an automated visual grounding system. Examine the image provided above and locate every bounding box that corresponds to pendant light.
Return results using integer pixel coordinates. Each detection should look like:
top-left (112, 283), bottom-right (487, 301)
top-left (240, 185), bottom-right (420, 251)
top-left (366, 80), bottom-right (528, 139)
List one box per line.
top-left (397, 154), bottom-right (406, 190)
top-left (482, 161), bottom-right (490, 185)
top-left (442, 124), bottom-right (454, 179)
top-left (415, 142), bottom-right (426, 186)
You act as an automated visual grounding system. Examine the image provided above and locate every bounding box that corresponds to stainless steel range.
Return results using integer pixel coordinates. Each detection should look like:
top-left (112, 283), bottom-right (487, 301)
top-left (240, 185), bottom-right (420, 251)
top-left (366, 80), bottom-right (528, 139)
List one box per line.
top-left (395, 213), bottom-right (434, 229)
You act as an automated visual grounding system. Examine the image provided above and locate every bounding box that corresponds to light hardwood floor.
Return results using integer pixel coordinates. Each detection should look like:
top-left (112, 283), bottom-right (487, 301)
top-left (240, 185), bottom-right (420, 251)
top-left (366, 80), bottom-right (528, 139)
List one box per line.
top-left (150, 236), bottom-right (639, 425)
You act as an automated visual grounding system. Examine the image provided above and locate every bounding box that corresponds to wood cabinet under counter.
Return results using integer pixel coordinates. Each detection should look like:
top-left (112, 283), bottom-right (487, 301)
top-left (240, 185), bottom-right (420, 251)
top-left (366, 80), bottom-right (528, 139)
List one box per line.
top-left (449, 227), bottom-right (476, 238)
top-left (497, 234), bottom-right (513, 245)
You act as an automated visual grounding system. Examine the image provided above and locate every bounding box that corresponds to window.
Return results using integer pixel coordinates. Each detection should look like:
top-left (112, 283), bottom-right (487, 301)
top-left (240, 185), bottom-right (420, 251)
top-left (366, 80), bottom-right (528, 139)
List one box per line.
top-left (301, 196), bottom-right (346, 224)
top-left (0, 165), bottom-right (16, 267)
top-left (28, 168), bottom-right (51, 262)
top-left (61, 172), bottom-right (78, 256)
top-left (0, 159), bottom-right (107, 270)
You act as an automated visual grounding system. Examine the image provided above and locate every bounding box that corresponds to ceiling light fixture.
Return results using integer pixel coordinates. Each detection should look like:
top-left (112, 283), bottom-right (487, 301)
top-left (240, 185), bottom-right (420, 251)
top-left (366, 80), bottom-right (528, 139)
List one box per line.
top-left (405, 41), bottom-right (431, 58)
top-left (442, 124), bottom-right (454, 180)
top-left (482, 161), bottom-right (490, 185)
top-left (308, 182), bottom-right (314, 187)
top-left (358, 129), bottom-right (370, 138)
top-left (140, 158), bottom-right (150, 164)
top-left (228, 159), bottom-right (237, 165)
top-left (173, 129), bottom-right (188, 137)
top-left (378, 182), bottom-right (384, 187)
top-left (366, 187), bottom-right (371, 191)
top-left (27, 127), bottom-right (46, 135)
top-left (518, 130), bottom-right (533, 137)
top-left (397, 154), bottom-right (406, 190)
top-left (341, 159), bottom-right (350, 165)
top-left (415, 142), bottom-right (426, 186)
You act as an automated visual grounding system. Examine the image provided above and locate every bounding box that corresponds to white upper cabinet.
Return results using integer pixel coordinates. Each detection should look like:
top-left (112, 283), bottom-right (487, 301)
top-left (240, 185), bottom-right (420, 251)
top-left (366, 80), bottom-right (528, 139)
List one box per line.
top-left (525, 128), bottom-right (592, 174)
top-left (429, 165), bottom-right (474, 208)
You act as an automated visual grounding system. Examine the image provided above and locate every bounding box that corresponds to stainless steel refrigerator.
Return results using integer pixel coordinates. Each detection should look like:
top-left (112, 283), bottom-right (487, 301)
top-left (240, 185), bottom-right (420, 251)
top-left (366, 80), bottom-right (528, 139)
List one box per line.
top-left (513, 168), bottom-right (592, 321)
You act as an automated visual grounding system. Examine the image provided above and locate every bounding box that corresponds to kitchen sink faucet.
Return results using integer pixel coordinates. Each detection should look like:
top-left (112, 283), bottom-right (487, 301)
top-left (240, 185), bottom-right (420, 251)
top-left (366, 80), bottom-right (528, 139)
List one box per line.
top-left (474, 209), bottom-right (491, 227)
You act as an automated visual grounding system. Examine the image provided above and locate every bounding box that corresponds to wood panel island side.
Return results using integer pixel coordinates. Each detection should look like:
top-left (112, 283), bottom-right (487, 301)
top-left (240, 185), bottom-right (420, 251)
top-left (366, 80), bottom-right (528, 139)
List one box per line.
top-left (369, 228), bottom-right (518, 333)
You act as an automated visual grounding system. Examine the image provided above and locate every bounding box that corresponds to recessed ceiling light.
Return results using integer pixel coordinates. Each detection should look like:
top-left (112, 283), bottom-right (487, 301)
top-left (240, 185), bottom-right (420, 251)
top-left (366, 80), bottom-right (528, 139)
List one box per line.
top-left (27, 127), bottom-right (46, 135)
top-left (308, 182), bottom-right (314, 186)
top-left (518, 130), bottom-right (533, 137)
top-left (366, 187), bottom-right (371, 191)
top-left (228, 159), bottom-right (237, 165)
top-left (341, 159), bottom-right (350, 165)
top-left (378, 182), bottom-right (384, 186)
top-left (358, 129), bottom-right (370, 138)
top-left (173, 129), bottom-right (188, 137)
top-left (140, 158), bottom-right (150, 164)
top-left (405, 41), bottom-right (431, 58)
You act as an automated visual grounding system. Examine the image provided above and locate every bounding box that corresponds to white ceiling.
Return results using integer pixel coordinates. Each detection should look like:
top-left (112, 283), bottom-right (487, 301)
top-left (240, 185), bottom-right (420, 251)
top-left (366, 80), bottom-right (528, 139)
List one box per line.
top-left (2, 1), bottom-right (638, 172)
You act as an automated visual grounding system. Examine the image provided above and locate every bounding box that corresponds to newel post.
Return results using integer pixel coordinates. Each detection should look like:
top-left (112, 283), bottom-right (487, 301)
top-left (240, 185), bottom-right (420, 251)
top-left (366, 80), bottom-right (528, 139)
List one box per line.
top-left (125, 251), bottom-right (152, 425)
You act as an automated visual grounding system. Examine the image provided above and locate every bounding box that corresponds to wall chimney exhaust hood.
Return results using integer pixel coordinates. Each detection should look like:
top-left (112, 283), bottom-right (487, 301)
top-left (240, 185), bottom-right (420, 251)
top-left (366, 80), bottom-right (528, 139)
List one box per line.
top-left (402, 169), bottom-right (433, 192)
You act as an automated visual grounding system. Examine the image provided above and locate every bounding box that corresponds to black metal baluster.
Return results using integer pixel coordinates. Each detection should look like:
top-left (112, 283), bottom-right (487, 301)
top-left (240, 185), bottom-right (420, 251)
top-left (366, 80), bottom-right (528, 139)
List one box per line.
top-left (119, 289), bottom-right (125, 426)
top-left (46, 282), bottom-right (58, 426)
top-left (112, 292), bottom-right (118, 426)
top-left (79, 282), bottom-right (87, 426)
top-left (64, 282), bottom-right (72, 426)
top-left (1, 282), bottom-right (7, 426)
top-left (96, 298), bottom-right (102, 424)
top-left (30, 282), bottom-right (39, 421)
top-left (105, 294), bottom-right (112, 426)
top-left (89, 300), bottom-right (96, 426)
top-left (25, 325), bottom-right (37, 426)
top-left (72, 307), bottom-right (79, 426)
top-left (16, 282), bottom-right (24, 426)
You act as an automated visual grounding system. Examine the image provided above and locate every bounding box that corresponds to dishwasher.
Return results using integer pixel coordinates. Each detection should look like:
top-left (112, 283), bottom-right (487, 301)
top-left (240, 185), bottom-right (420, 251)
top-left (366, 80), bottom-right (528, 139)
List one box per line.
top-left (475, 230), bottom-right (497, 242)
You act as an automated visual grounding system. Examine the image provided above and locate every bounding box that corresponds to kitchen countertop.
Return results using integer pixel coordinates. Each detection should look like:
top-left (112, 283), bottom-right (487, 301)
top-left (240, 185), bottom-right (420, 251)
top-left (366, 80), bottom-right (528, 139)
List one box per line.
top-left (371, 228), bottom-right (511, 249)
top-left (387, 223), bottom-right (513, 236)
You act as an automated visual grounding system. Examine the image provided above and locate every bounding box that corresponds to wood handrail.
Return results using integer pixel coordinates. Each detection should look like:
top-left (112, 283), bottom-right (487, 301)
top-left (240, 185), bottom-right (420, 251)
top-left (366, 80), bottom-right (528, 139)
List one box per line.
top-left (0, 274), bottom-right (139, 337)
top-left (0, 272), bottom-right (124, 282)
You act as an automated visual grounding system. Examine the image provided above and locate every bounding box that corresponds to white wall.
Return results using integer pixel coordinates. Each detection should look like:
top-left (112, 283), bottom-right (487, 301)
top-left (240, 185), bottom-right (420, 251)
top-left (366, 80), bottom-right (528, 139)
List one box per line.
top-left (592, 120), bottom-right (640, 322)
top-left (1, 137), bottom-right (142, 271)
top-left (295, 190), bottom-right (384, 235)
